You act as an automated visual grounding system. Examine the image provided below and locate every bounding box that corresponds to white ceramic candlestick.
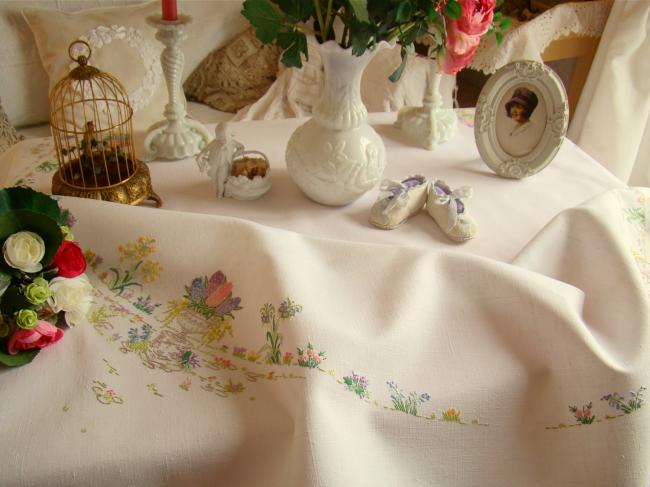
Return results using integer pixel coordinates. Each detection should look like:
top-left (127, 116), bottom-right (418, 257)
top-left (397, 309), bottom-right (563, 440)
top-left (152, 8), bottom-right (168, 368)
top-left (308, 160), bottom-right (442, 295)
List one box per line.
top-left (144, 15), bottom-right (211, 161)
top-left (395, 58), bottom-right (458, 150)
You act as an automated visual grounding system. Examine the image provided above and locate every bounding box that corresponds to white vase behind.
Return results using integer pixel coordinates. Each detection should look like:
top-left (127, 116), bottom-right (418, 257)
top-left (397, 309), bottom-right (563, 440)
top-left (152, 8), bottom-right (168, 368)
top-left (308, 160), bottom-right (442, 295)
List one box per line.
top-left (285, 41), bottom-right (391, 206)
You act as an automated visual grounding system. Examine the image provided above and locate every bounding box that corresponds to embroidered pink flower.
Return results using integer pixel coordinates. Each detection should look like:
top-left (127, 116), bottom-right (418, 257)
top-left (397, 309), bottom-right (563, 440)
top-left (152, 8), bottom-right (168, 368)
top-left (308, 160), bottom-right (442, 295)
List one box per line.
top-left (7, 321), bottom-right (64, 355)
top-left (206, 281), bottom-right (233, 308)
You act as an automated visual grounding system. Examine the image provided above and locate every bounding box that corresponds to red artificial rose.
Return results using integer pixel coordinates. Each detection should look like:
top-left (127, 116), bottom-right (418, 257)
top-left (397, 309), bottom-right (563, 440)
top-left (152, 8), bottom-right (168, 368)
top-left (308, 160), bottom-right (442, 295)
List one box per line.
top-left (53, 240), bottom-right (87, 278)
top-left (7, 321), bottom-right (64, 355)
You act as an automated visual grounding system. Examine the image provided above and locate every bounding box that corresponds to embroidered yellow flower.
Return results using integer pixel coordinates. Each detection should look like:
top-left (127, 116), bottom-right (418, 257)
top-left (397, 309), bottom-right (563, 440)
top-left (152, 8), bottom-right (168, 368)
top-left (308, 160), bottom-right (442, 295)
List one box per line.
top-left (118, 236), bottom-right (156, 262)
top-left (442, 407), bottom-right (462, 422)
top-left (140, 260), bottom-right (162, 283)
top-left (162, 298), bottom-right (189, 325)
top-left (224, 379), bottom-right (245, 394)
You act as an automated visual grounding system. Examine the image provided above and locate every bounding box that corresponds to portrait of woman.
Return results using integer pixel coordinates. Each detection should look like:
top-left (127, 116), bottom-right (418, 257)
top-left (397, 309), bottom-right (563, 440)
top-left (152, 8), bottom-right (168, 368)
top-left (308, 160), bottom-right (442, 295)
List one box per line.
top-left (505, 87), bottom-right (539, 137)
top-left (495, 84), bottom-right (546, 157)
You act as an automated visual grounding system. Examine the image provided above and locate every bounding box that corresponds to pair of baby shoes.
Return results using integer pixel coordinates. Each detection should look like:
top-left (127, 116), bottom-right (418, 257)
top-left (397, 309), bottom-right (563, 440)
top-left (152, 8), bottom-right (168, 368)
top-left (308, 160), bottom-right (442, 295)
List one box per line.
top-left (369, 175), bottom-right (477, 242)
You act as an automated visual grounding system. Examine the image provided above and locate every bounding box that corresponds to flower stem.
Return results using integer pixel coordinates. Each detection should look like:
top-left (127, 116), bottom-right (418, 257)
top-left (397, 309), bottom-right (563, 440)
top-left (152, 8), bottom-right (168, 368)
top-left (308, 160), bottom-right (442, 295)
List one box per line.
top-left (324, 0), bottom-right (334, 38)
top-left (313, 0), bottom-right (326, 43)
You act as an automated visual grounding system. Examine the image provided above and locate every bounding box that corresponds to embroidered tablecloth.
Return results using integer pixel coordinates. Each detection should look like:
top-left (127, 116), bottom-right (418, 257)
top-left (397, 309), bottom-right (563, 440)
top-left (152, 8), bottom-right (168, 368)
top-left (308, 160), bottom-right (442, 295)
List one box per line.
top-left (0, 184), bottom-right (648, 486)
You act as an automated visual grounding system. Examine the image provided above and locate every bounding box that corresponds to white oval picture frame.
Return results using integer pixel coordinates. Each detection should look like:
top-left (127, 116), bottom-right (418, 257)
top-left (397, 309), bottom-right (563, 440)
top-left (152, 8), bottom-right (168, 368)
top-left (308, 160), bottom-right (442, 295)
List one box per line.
top-left (474, 61), bottom-right (568, 179)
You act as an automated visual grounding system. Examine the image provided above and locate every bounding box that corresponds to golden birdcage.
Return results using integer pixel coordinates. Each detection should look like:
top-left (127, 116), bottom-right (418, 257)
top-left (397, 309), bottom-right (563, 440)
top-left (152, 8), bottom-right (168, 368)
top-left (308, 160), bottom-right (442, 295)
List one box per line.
top-left (50, 41), bottom-right (161, 206)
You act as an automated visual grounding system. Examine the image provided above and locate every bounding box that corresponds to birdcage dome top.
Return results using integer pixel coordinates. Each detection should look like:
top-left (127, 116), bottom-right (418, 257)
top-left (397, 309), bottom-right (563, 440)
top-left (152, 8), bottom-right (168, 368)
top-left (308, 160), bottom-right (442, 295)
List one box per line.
top-left (50, 40), bottom-right (133, 134)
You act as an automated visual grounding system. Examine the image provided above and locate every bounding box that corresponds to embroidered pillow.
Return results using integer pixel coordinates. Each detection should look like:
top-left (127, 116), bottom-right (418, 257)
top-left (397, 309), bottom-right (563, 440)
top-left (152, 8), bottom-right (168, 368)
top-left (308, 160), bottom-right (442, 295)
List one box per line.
top-left (184, 28), bottom-right (282, 113)
top-left (22, 1), bottom-right (248, 155)
top-left (0, 97), bottom-right (21, 154)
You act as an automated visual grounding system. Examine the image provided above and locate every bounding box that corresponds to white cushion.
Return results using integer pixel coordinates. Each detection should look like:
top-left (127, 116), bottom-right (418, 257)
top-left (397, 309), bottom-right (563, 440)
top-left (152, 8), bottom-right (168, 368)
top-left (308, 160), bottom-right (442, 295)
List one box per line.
top-left (3, 0), bottom-right (245, 127)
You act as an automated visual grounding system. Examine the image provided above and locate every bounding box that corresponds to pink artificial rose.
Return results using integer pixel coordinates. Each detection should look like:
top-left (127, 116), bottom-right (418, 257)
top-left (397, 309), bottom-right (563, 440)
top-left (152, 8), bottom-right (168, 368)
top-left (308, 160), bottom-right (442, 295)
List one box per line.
top-left (439, 23), bottom-right (481, 75)
top-left (7, 321), bottom-right (64, 355)
top-left (456, 0), bottom-right (496, 36)
top-left (439, 0), bottom-right (496, 75)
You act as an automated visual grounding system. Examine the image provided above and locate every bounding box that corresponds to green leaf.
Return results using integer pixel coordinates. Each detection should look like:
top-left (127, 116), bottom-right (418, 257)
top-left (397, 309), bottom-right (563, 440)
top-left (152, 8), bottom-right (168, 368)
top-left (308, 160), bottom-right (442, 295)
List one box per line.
top-left (241, 0), bottom-right (285, 44)
top-left (444, 0), bottom-right (462, 20)
top-left (0, 270), bottom-right (11, 298)
top-left (349, 0), bottom-right (369, 23)
top-left (0, 349), bottom-right (39, 367)
top-left (426, 3), bottom-right (438, 22)
top-left (495, 30), bottom-right (503, 45)
top-left (500, 17), bottom-right (513, 30)
top-left (277, 30), bottom-right (308, 68)
top-left (396, 1), bottom-right (413, 22)
top-left (494, 11), bottom-right (502, 21)
top-left (0, 284), bottom-right (29, 315)
top-left (389, 45), bottom-right (412, 82)
top-left (350, 18), bottom-right (373, 56)
top-left (273, 0), bottom-right (314, 21)
top-left (0, 187), bottom-right (64, 225)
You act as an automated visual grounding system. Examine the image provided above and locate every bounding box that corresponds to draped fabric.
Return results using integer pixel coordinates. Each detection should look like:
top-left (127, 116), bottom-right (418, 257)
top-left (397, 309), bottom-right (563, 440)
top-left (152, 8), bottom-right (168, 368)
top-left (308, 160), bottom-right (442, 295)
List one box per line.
top-left (0, 186), bottom-right (648, 486)
top-left (568, 0), bottom-right (650, 186)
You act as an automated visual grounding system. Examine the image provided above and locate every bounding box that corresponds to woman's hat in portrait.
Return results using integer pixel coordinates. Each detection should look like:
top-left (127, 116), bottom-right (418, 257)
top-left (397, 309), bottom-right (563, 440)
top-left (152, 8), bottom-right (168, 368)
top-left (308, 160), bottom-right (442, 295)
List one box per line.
top-left (505, 87), bottom-right (539, 117)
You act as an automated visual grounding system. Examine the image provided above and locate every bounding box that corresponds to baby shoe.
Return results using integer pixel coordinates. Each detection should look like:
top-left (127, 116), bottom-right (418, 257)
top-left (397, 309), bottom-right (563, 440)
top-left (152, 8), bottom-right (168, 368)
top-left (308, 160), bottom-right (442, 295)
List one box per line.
top-left (426, 180), bottom-right (477, 242)
top-left (369, 175), bottom-right (428, 230)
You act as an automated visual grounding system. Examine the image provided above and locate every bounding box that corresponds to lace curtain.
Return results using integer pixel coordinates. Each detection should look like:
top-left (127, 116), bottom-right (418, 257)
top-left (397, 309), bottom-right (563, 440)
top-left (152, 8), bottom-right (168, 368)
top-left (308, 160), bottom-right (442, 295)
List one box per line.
top-left (567, 0), bottom-right (650, 186)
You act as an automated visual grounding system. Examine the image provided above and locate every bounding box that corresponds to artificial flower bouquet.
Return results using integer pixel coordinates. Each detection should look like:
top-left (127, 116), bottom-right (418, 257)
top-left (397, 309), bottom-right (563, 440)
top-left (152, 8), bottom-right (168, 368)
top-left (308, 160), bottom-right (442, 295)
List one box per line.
top-left (242, 0), bottom-right (511, 78)
top-left (0, 187), bottom-right (92, 367)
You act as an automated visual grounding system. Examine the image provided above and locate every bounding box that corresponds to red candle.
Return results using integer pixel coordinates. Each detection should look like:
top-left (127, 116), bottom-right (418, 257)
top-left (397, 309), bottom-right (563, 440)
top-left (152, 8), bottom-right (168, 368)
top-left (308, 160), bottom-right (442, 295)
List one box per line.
top-left (161, 0), bottom-right (177, 21)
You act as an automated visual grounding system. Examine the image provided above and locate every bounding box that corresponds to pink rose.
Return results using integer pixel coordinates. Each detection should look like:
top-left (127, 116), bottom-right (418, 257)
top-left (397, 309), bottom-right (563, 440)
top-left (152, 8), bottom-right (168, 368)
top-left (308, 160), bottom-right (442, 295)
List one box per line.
top-left (439, 0), bottom-right (496, 75)
top-left (439, 24), bottom-right (481, 75)
top-left (7, 321), bottom-right (64, 355)
top-left (456, 0), bottom-right (496, 36)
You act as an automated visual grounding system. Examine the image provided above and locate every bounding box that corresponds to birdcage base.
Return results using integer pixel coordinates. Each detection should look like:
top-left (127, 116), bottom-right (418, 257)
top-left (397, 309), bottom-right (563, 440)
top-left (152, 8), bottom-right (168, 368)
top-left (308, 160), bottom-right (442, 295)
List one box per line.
top-left (52, 159), bottom-right (162, 207)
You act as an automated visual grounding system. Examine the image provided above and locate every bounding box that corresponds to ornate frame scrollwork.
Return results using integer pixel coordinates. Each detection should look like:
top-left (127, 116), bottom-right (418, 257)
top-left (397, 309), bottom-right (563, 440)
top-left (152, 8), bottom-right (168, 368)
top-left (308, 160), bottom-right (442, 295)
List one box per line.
top-left (474, 60), bottom-right (568, 179)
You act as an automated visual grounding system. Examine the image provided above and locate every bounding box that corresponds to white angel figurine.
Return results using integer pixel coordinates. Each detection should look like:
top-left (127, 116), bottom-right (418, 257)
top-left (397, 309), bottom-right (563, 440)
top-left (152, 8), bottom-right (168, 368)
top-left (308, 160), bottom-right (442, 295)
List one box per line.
top-left (196, 122), bottom-right (244, 197)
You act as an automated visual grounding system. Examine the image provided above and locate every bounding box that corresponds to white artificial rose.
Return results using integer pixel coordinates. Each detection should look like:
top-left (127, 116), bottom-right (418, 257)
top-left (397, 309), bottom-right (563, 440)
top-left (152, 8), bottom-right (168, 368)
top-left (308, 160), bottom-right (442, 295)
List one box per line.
top-left (48, 274), bottom-right (93, 326)
top-left (3, 231), bottom-right (46, 273)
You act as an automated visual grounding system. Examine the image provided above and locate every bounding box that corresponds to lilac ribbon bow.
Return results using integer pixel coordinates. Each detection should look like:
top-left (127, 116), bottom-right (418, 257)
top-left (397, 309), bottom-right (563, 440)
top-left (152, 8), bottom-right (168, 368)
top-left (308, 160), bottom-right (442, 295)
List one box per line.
top-left (379, 179), bottom-right (410, 215)
top-left (431, 185), bottom-right (473, 215)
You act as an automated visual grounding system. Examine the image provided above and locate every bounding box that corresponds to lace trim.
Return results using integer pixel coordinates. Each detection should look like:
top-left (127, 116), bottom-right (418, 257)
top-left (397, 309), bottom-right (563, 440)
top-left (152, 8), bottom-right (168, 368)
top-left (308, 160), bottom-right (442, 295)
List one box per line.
top-left (471, 1), bottom-right (611, 74)
top-left (0, 98), bottom-right (21, 154)
top-left (70, 25), bottom-right (163, 112)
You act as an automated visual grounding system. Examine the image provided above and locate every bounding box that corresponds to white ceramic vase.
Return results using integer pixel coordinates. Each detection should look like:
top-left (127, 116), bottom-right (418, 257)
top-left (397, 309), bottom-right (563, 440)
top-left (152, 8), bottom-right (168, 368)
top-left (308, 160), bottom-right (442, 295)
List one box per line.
top-left (285, 41), bottom-right (390, 206)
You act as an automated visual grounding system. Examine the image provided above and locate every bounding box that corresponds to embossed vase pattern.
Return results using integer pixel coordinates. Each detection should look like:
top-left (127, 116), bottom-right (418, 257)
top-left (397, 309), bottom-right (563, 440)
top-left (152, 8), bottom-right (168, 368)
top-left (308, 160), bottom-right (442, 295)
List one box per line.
top-left (285, 41), bottom-right (390, 206)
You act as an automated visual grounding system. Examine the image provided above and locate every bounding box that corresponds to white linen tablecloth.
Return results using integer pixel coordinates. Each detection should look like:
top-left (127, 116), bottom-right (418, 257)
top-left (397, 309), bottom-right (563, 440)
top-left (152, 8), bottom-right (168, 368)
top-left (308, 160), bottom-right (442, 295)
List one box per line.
top-left (0, 111), bottom-right (625, 263)
top-left (0, 184), bottom-right (648, 486)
